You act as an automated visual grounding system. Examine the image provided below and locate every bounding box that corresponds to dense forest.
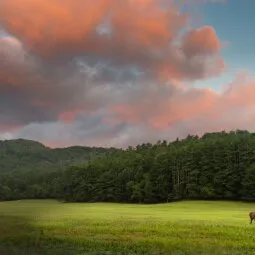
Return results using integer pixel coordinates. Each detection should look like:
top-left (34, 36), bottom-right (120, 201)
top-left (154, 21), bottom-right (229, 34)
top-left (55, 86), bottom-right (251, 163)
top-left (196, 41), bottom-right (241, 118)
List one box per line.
top-left (1, 130), bottom-right (255, 203)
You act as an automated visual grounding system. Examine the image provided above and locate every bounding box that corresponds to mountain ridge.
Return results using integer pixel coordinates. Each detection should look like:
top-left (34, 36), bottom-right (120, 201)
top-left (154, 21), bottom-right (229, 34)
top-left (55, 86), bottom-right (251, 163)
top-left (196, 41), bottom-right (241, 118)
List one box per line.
top-left (0, 138), bottom-right (113, 174)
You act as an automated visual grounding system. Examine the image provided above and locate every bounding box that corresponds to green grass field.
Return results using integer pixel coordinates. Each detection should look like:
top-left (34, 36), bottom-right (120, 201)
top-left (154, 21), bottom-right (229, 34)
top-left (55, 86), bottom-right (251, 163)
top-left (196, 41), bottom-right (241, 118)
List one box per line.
top-left (1, 200), bottom-right (255, 254)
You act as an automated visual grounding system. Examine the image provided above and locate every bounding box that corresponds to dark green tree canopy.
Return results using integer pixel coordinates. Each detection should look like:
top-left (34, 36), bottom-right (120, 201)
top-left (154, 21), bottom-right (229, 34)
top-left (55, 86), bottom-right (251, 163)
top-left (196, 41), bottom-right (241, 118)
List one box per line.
top-left (1, 130), bottom-right (255, 203)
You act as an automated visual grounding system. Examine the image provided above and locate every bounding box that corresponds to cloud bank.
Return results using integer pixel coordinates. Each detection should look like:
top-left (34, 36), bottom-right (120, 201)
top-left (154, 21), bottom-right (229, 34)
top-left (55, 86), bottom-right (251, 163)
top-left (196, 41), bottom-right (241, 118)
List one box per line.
top-left (0, 0), bottom-right (253, 148)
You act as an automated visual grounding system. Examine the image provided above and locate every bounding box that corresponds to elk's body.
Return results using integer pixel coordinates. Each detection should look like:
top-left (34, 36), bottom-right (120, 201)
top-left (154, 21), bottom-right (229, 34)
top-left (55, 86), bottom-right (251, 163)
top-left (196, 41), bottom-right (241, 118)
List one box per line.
top-left (249, 212), bottom-right (255, 224)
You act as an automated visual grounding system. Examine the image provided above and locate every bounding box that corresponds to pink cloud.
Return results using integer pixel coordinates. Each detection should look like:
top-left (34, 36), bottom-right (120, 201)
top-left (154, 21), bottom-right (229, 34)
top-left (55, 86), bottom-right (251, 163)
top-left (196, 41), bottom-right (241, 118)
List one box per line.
top-left (1, 0), bottom-right (251, 149)
top-left (0, 0), bottom-right (224, 80)
top-left (7, 73), bottom-right (255, 148)
top-left (182, 26), bottom-right (221, 57)
top-left (108, 73), bottom-right (255, 138)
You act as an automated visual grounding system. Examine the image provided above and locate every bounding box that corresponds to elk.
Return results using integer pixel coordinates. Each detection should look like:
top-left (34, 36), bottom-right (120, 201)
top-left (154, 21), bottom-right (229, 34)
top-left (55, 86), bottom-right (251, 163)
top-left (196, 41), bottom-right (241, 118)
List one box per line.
top-left (249, 212), bottom-right (255, 224)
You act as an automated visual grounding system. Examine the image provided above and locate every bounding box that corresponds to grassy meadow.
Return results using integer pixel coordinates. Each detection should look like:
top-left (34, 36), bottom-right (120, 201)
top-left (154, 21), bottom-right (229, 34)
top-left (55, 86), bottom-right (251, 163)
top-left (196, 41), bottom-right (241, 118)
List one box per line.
top-left (1, 200), bottom-right (255, 254)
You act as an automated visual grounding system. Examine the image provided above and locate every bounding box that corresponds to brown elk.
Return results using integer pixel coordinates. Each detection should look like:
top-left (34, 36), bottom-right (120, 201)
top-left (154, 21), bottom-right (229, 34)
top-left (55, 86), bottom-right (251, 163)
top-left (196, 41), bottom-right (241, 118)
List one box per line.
top-left (249, 212), bottom-right (255, 224)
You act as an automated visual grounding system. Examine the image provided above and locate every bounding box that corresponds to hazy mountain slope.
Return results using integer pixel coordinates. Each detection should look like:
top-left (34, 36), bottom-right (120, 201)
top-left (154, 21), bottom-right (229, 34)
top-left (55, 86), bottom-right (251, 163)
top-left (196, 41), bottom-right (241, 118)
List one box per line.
top-left (0, 139), bottom-right (112, 174)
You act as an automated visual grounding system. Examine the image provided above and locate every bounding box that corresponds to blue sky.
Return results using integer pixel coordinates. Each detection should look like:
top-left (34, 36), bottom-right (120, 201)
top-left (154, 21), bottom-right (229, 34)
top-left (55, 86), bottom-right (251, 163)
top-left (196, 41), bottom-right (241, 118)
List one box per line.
top-left (192, 0), bottom-right (255, 91)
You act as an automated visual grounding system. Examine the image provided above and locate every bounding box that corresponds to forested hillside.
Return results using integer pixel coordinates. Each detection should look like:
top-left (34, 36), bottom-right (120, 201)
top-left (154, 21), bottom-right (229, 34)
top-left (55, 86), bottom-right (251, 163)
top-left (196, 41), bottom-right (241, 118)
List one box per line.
top-left (0, 139), bottom-right (112, 174)
top-left (1, 130), bottom-right (255, 202)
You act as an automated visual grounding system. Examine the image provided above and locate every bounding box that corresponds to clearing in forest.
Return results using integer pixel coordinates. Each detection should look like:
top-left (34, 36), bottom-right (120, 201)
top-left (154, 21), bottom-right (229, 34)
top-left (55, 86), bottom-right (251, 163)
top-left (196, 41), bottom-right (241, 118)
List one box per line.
top-left (1, 200), bottom-right (255, 254)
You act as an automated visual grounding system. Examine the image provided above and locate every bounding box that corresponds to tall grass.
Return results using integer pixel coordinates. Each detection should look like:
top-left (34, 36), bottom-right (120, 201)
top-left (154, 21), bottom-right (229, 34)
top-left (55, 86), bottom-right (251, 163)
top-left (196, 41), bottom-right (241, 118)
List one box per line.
top-left (1, 200), bottom-right (255, 254)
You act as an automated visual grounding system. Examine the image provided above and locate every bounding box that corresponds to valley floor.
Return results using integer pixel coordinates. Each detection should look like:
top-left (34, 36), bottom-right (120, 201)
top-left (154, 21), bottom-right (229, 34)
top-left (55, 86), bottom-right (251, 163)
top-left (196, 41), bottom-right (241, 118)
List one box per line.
top-left (1, 200), bottom-right (255, 254)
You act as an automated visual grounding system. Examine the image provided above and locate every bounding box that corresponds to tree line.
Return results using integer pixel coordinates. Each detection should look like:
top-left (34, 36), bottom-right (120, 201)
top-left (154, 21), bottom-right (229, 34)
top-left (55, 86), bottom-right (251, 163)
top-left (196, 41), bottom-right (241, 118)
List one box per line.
top-left (1, 130), bottom-right (255, 203)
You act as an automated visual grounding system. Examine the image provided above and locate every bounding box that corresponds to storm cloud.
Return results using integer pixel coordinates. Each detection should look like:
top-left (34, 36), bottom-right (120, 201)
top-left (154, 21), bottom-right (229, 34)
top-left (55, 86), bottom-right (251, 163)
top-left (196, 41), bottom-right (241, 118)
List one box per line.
top-left (0, 0), bottom-right (251, 148)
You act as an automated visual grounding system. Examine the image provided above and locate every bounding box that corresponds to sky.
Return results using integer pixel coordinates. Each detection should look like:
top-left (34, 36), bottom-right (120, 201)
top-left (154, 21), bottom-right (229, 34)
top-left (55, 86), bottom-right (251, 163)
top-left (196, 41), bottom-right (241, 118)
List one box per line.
top-left (0, 0), bottom-right (254, 148)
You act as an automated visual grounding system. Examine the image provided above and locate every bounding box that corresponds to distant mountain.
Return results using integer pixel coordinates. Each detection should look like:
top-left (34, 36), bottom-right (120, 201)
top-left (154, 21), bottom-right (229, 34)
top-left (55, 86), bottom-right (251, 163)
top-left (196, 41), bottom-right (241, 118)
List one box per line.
top-left (0, 139), bottom-right (113, 174)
